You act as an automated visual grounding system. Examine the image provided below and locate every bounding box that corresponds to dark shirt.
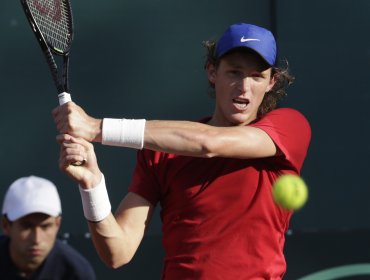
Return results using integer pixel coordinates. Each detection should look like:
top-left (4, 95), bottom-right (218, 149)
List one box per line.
top-left (0, 235), bottom-right (96, 280)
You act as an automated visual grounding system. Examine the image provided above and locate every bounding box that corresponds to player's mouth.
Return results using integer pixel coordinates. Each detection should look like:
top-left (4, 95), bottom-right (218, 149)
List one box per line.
top-left (29, 247), bottom-right (43, 257)
top-left (232, 98), bottom-right (250, 110)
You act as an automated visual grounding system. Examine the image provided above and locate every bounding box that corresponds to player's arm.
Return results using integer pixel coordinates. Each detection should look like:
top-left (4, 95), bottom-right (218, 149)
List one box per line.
top-left (53, 103), bottom-right (276, 159)
top-left (143, 120), bottom-right (276, 159)
top-left (57, 135), bottom-right (153, 268)
top-left (87, 193), bottom-right (153, 268)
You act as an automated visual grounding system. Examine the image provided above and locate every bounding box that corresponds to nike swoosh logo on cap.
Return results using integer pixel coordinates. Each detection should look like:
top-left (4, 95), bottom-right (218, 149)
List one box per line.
top-left (240, 37), bottom-right (260, 42)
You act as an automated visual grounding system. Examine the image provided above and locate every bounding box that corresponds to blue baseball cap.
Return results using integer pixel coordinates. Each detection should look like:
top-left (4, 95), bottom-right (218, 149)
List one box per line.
top-left (215, 23), bottom-right (277, 66)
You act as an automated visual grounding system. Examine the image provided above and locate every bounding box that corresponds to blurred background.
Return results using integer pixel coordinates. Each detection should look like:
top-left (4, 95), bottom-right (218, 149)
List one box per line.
top-left (1, 0), bottom-right (370, 279)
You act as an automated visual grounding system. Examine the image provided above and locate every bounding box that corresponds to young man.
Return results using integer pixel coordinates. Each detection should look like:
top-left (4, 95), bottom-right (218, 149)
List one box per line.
top-left (1, 175), bottom-right (96, 280)
top-left (53, 23), bottom-right (311, 279)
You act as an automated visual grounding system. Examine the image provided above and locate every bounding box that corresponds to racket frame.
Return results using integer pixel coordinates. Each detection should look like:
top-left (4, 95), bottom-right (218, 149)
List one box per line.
top-left (21, 0), bottom-right (84, 165)
top-left (20, 0), bottom-right (74, 100)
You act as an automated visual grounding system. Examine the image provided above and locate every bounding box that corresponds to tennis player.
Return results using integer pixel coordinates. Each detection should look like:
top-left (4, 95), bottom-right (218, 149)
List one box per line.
top-left (53, 23), bottom-right (311, 279)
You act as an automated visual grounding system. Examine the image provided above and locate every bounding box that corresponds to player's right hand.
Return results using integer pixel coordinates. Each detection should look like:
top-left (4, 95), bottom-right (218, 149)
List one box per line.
top-left (52, 102), bottom-right (103, 143)
top-left (57, 134), bottom-right (102, 189)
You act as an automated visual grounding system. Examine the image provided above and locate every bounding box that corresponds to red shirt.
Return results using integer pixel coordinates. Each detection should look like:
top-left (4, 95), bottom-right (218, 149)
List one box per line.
top-left (129, 108), bottom-right (311, 279)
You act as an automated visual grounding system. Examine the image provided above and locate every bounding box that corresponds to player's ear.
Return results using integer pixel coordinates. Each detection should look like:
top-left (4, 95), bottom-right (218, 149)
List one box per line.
top-left (266, 72), bottom-right (276, 92)
top-left (206, 62), bottom-right (217, 84)
top-left (55, 216), bottom-right (62, 229)
top-left (1, 216), bottom-right (11, 235)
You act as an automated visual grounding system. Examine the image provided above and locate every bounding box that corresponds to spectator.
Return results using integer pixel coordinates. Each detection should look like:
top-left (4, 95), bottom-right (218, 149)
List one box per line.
top-left (1, 175), bottom-right (96, 280)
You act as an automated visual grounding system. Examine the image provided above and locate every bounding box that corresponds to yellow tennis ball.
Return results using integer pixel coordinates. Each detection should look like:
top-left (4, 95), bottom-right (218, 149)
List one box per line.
top-left (272, 174), bottom-right (308, 210)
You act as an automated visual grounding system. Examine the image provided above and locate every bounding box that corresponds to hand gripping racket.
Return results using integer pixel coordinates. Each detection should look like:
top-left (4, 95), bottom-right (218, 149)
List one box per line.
top-left (21, 0), bottom-right (74, 105)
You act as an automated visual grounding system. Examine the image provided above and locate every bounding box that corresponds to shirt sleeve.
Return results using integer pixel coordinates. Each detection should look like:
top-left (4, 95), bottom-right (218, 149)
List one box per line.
top-left (249, 108), bottom-right (311, 172)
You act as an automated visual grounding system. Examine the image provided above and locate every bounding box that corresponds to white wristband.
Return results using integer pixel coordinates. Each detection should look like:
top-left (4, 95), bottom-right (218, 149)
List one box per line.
top-left (102, 118), bottom-right (146, 149)
top-left (79, 174), bottom-right (111, 222)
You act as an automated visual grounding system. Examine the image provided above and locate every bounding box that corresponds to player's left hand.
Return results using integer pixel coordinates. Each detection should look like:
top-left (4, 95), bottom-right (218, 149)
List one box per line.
top-left (57, 134), bottom-right (102, 189)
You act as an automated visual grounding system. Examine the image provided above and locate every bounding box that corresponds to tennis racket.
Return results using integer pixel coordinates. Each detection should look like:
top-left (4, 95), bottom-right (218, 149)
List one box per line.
top-left (21, 0), bottom-right (84, 165)
top-left (20, 0), bottom-right (74, 105)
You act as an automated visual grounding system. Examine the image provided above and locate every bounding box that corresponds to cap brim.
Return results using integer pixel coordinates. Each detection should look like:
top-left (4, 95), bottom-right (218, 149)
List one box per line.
top-left (7, 206), bottom-right (61, 221)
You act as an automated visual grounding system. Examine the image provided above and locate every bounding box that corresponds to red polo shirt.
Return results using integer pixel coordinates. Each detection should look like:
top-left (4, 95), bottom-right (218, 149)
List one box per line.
top-left (129, 108), bottom-right (311, 279)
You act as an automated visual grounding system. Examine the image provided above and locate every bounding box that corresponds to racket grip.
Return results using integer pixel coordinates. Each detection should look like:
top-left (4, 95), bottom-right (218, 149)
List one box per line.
top-left (57, 91), bottom-right (84, 166)
top-left (58, 92), bottom-right (72, 105)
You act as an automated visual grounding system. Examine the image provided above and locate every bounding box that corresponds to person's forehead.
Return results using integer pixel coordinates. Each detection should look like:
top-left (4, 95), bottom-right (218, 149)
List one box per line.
top-left (16, 213), bottom-right (57, 224)
top-left (220, 49), bottom-right (271, 71)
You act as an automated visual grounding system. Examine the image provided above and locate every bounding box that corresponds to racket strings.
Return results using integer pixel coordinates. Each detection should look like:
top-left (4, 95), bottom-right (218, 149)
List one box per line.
top-left (27, 0), bottom-right (72, 53)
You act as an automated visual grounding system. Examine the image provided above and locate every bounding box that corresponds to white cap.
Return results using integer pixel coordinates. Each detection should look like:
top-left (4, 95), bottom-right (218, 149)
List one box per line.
top-left (2, 176), bottom-right (62, 221)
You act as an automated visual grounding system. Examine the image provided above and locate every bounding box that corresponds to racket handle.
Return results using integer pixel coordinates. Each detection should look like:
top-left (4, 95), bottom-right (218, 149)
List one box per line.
top-left (58, 92), bottom-right (72, 105)
top-left (57, 91), bottom-right (84, 166)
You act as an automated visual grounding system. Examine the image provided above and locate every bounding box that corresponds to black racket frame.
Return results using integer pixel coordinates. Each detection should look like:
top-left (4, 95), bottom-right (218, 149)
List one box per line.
top-left (20, 0), bottom-right (74, 94)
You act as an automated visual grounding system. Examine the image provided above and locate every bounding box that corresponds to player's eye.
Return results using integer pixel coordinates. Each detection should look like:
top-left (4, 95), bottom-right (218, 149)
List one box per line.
top-left (250, 72), bottom-right (263, 78)
top-left (227, 69), bottom-right (241, 77)
top-left (41, 223), bottom-right (53, 230)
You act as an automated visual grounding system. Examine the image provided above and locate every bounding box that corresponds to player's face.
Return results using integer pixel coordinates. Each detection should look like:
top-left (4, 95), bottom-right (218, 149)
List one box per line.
top-left (3, 213), bottom-right (61, 275)
top-left (207, 50), bottom-right (275, 126)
